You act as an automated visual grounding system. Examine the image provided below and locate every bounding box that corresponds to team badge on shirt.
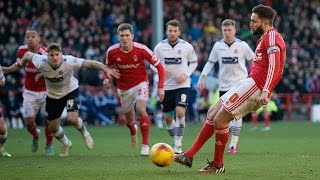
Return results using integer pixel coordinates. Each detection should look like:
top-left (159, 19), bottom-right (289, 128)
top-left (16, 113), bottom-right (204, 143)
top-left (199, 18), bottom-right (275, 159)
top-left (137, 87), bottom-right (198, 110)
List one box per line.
top-left (134, 55), bottom-right (138, 62)
top-left (59, 71), bottom-right (63, 75)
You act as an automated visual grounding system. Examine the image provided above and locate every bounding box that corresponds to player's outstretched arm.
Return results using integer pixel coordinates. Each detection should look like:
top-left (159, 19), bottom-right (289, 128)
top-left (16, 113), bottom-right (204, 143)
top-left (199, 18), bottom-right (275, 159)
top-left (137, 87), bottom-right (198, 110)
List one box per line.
top-left (18, 51), bottom-right (36, 67)
top-left (2, 62), bottom-right (21, 74)
top-left (82, 60), bottom-right (120, 79)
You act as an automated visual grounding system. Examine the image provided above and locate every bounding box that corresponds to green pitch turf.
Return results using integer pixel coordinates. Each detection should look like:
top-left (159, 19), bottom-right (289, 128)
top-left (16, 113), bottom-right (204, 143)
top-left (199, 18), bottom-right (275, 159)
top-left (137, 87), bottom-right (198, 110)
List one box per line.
top-left (1, 121), bottom-right (319, 180)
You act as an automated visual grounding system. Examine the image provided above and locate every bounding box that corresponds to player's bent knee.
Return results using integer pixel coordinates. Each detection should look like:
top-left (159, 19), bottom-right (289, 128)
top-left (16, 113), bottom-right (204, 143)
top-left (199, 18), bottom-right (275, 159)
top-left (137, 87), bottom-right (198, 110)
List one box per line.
top-left (25, 117), bottom-right (36, 127)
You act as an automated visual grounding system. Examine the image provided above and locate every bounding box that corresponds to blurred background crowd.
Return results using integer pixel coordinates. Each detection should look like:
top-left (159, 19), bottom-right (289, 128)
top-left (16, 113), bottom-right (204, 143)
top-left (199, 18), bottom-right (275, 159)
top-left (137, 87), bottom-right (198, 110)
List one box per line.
top-left (0, 0), bottom-right (319, 126)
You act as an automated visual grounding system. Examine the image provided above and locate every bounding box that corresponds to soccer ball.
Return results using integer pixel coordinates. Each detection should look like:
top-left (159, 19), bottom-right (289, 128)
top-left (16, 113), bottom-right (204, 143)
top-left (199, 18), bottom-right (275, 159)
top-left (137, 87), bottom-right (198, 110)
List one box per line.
top-left (150, 143), bottom-right (175, 167)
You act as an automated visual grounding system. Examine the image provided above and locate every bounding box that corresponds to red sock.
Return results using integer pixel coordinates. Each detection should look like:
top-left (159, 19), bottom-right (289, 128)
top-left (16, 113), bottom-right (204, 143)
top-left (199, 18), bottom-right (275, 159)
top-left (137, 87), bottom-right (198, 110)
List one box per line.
top-left (263, 112), bottom-right (270, 127)
top-left (126, 123), bottom-right (137, 135)
top-left (44, 120), bottom-right (53, 146)
top-left (213, 127), bottom-right (229, 167)
top-left (185, 119), bottom-right (215, 158)
top-left (27, 122), bottom-right (39, 139)
top-left (138, 115), bottom-right (150, 145)
top-left (252, 113), bottom-right (258, 127)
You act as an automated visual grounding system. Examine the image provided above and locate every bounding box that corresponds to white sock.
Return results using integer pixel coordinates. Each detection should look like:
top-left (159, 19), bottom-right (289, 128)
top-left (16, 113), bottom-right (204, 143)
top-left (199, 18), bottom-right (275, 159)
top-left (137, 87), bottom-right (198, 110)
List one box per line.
top-left (53, 126), bottom-right (69, 145)
top-left (17, 118), bottom-right (24, 129)
top-left (76, 118), bottom-right (87, 134)
top-left (174, 117), bottom-right (185, 147)
top-left (230, 135), bottom-right (239, 148)
top-left (229, 119), bottom-right (242, 148)
top-left (11, 118), bottom-right (17, 129)
top-left (155, 112), bottom-right (164, 129)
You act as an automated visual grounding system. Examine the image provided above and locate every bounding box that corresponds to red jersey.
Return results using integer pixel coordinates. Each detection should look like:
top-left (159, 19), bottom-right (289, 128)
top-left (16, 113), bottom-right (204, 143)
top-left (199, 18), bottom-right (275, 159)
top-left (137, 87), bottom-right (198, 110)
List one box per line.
top-left (249, 29), bottom-right (286, 93)
top-left (17, 45), bottom-right (47, 92)
top-left (105, 42), bottom-right (164, 90)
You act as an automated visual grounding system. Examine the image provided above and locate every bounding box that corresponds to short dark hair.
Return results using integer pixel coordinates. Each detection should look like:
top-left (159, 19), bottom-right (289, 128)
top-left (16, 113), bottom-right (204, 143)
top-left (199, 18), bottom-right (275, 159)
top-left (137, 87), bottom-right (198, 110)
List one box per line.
top-left (252, 4), bottom-right (277, 25)
top-left (47, 42), bottom-right (62, 52)
top-left (166, 19), bottom-right (181, 29)
top-left (221, 19), bottom-right (236, 27)
top-left (117, 23), bottom-right (133, 34)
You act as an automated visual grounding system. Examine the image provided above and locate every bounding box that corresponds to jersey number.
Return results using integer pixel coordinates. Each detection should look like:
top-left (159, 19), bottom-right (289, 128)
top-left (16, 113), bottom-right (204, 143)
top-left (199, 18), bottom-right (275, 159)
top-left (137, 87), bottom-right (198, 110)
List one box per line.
top-left (180, 94), bottom-right (187, 103)
top-left (67, 99), bottom-right (75, 109)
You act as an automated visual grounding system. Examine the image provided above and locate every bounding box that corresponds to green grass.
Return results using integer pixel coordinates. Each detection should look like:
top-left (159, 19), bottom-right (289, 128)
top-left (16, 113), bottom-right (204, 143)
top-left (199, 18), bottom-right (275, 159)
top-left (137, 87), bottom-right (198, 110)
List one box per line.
top-left (1, 121), bottom-right (320, 180)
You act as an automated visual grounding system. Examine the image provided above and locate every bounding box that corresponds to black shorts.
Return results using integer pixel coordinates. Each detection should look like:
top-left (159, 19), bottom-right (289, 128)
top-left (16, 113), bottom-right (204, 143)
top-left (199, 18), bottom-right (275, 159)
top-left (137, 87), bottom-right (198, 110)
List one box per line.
top-left (46, 88), bottom-right (80, 120)
top-left (162, 88), bottom-right (190, 112)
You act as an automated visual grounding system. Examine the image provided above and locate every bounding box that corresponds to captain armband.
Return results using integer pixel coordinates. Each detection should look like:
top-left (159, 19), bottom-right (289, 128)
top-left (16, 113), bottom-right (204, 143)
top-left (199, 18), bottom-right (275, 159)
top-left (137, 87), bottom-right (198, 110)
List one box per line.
top-left (267, 45), bottom-right (280, 54)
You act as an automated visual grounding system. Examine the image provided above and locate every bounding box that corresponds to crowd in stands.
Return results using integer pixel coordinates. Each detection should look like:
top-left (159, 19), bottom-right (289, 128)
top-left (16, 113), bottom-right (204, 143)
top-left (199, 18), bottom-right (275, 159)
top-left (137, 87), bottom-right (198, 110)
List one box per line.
top-left (0, 0), bottom-right (319, 125)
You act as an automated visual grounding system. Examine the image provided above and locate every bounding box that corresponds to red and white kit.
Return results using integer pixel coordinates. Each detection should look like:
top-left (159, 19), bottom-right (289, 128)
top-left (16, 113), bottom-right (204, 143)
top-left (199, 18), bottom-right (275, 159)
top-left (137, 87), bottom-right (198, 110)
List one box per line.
top-left (105, 42), bottom-right (164, 112)
top-left (17, 45), bottom-right (47, 118)
top-left (221, 29), bottom-right (286, 119)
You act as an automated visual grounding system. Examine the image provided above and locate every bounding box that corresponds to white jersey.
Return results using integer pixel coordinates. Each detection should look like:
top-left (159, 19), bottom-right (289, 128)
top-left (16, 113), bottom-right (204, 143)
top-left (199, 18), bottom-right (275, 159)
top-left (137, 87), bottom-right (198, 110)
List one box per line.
top-left (207, 38), bottom-right (254, 91)
top-left (32, 54), bottom-right (85, 99)
top-left (154, 38), bottom-right (198, 90)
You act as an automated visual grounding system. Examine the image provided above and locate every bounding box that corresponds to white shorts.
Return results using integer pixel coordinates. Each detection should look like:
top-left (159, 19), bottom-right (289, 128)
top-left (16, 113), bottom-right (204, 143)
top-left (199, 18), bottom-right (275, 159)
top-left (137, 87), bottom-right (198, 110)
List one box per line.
top-left (22, 89), bottom-right (46, 118)
top-left (220, 78), bottom-right (262, 120)
top-left (117, 81), bottom-right (149, 113)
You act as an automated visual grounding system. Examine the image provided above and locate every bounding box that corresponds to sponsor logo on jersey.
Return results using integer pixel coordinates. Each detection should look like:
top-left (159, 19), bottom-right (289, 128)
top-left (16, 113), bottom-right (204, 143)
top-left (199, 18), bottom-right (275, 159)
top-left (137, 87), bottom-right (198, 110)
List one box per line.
top-left (164, 57), bottom-right (182, 64)
top-left (221, 57), bottom-right (238, 64)
top-left (25, 67), bottom-right (39, 73)
top-left (117, 63), bottom-right (140, 69)
top-left (46, 76), bottom-right (64, 82)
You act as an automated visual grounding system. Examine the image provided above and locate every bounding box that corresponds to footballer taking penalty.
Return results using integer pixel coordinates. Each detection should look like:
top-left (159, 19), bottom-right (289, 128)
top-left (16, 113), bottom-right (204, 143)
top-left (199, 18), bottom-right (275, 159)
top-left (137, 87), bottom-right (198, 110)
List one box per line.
top-left (175, 4), bottom-right (286, 174)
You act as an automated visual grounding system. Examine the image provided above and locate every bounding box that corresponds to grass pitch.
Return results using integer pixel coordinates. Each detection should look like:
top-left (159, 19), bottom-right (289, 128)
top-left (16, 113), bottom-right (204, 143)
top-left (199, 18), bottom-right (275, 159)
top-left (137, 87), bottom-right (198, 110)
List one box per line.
top-left (1, 121), bottom-right (320, 180)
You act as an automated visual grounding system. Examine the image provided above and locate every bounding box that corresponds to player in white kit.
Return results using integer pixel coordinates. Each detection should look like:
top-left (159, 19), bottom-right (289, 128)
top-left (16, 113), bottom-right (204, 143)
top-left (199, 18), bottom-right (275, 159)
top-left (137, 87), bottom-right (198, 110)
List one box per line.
top-left (154, 19), bottom-right (198, 154)
top-left (18, 42), bottom-right (120, 156)
top-left (198, 19), bottom-right (254, 154)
